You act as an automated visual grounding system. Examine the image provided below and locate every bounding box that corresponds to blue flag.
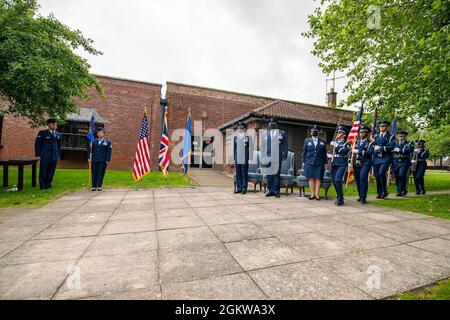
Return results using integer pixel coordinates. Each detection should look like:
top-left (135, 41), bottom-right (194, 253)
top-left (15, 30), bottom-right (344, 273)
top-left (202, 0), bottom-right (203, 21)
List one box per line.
top-left (87, 116), bottom-right (95, 143)
top-left (391, 118), bottom-right (397, 136)
top-left (181, 112), bottom-right (192, 176)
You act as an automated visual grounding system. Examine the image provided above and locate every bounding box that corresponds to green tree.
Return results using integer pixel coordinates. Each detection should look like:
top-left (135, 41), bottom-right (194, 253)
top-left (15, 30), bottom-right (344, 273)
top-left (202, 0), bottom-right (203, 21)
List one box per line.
top-left (0, 0), bottom-right (103, 126)
top-left (303, 0), bottom-right (449, 129)
top-left (412, 124), bottom-right (450, 164)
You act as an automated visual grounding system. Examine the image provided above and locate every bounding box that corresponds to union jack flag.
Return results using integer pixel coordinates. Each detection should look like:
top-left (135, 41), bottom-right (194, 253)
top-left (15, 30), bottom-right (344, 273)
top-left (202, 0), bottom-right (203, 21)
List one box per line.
top-left (132, 111), bottom-right (151, 181)
top-left (159, 108), bottom-right (170, 176)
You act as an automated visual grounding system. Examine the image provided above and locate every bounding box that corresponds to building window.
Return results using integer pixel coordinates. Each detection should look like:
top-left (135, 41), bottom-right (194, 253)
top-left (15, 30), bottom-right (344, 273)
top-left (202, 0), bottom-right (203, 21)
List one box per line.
top-left (59, 121), bottom-right (103, 151)
top-left (0, 113), bottom-right (3, 148)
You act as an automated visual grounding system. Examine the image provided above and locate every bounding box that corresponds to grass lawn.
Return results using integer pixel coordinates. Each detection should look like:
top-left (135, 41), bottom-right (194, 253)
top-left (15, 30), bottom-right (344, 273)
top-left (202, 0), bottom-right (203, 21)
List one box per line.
top-left (393, 278), bottom-right (450, 300)
top-left (0, 168), bottom-right (194, 208)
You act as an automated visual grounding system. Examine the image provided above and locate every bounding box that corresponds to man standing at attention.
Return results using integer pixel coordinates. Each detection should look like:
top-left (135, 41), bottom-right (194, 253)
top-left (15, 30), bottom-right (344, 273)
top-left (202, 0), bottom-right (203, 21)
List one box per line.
top-left (234, 122), bottom-right (252, 195)
top-left (373, 121), bottom-right (395, 199)
top-left (35, 119), bottom-right (61, 190)
top-left (89, 127), bottom-right (112, 191)
top-left (392, 130), bottom-right (414, 197)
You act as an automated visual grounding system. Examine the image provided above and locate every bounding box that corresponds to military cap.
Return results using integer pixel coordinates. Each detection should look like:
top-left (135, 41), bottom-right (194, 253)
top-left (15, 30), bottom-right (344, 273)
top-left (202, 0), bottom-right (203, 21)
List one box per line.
top-left (416, 140), bottom-right (426, 144)
top-left (379, 121), bottom-right (391, 126)
top-left (237, 122), bottom-right (247, 129)
top-left (337, 126), bottom-right (348, 134)
top-left (310, 125), bottom-right (321, 131)
top-left (97, 127), bottom-right (105, 132)
top-left (46, 119), bottom-right (57, 124)
top-left (397, 130), bottom-right (408, 135)
top-left (359, 125), bottom-right (371, 133)
top-left (268, 118), bottom-right (278, 124)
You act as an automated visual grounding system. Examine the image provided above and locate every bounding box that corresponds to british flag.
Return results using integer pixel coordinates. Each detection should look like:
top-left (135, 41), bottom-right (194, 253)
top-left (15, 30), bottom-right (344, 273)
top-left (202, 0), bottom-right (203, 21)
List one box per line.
top-left (132, 111), bottom-right (151, 181)
top-left (159, 108), bottom-right (170, 176)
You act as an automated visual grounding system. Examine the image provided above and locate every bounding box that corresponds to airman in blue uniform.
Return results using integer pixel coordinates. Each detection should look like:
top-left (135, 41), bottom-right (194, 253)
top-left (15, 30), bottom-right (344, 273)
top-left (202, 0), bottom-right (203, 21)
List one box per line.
top-left (35, 119), bottom-right (61, 190)
top-left (330, 126), bottom-right (350, 206)
top-left (88, 128), bottom-right (112, 191)
top-left (392, 130), bottom-right (414, 197)
top-left (261, 118), bottom-right (288, 198)
top-left (351, 125), bottom-right (374, 204)
top-left (372, 121), bottom-right (395, 199)
top-left (302, 125), bottom-right (328, 201)
top-left (234, 122), bottom-right (252, 195)
top-left (411, 140), bottom-right (430, 195)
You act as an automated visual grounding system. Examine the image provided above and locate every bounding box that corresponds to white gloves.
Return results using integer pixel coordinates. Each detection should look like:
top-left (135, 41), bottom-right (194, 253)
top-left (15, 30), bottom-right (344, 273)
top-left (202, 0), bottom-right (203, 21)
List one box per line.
top-left (352, 149), bottom-right (359, 154)
top-left (414, 148), bottom-right (420, 152)
top-left (393, 148), bottom-right (400, 152)
top-left (330, 141), bottom-right (338, 147)
top-left (374, 146), bottom-right (381, 151)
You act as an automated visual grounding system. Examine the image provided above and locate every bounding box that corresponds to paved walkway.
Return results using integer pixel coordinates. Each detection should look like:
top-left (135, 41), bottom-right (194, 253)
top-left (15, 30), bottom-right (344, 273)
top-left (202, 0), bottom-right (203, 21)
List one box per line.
top-left (0, 187), bottom-right (449, 300)
top-left (189, 169), bottom-right (233, 187)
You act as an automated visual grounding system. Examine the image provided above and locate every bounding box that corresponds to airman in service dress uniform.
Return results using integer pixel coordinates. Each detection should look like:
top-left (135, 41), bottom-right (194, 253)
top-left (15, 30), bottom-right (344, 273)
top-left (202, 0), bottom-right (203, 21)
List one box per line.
top-left (261, 118), bottom-right (288, 198)
top-left (412, 140), bottom-right (430, 195)
top-left (392, 130), bottom-right (414, 197)
top-left (234, 122), bottom-right (252, 195)
top-left (35, 119), bottom-right (61, 190)
top-left (302, 125), bottom-right (328, 201)
top-left (330, 126), bottom-right (350, 206)
top-left (372, 121), bottom-right (395, 199)
top-left (89, 128), bottom-right (112, 191)
top-left (351, 125), bottom-right (374, 204)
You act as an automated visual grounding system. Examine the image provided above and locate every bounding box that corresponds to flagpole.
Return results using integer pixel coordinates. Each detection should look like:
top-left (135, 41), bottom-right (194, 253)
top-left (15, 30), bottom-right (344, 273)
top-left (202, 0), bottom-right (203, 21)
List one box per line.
top-left (88, 140), bottom-right (93, 190)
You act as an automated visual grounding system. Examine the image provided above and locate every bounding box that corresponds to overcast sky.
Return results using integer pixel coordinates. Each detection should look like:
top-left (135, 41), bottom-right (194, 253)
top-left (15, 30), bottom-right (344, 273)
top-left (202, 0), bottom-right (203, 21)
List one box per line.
top-left (39, 0), bottom-right (348, 107)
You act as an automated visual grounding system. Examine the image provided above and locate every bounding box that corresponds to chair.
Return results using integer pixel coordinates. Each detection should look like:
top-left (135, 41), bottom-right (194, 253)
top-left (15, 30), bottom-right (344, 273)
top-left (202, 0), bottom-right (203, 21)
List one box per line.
top-left (296, 168), bottom-right (332, 198)
top-left (233, 151), bottom-right (262, 192)
top-left (262, 151), bottom-right (295, 195)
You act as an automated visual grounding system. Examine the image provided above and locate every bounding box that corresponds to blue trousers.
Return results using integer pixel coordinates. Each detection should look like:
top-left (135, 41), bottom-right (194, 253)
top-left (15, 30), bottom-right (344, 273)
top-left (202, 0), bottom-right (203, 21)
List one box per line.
top-left (332, 165), bottom-right (347, 202)
top-left (354, 164), bottom-right (371, 200)
top-left (413, 163), bottom-right (427, 193)
top-left (373, 163), bottom-right (390, 196)
top-left (267, 160), bottom-right (282, 195)
top-left (393, 161), bottom-right (409, 194)
top-left (39, 160), bottom-right (58, 190)
top-left (235, 163), bottom-right (249, 192)
top-left (92, 162), bottom-right (108, 188)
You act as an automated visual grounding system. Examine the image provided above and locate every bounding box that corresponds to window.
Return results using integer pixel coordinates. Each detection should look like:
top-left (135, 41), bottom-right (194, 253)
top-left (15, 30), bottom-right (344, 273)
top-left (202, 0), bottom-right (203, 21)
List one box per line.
top-left (59, 121), bottom-right (103, 151)
top-left (0, 112), bottom-right (3, 148)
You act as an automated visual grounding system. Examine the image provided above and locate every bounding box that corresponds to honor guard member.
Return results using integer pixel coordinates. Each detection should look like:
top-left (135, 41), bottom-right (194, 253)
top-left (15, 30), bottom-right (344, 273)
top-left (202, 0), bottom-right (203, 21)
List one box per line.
top-left (261, 118), bottom-right (288, 198)
top-left (392, 130), bottom-right (414, 197)
top-left (330, 126), bottom-right (350, 206)
top-left (373, 121), bottom-right (395, 199)
top-left (302, 125), bottom-right (328, 201)
top-left (35, 119), bottom-right (61, 190)
top-left (411, 140), bottom-right (430, 195)
top-left (351, 125), bottom-right (374, 204)
top-left (89, 128), bottom-right (112, 191)
top-left (234, 122), bottom-right (252, 194)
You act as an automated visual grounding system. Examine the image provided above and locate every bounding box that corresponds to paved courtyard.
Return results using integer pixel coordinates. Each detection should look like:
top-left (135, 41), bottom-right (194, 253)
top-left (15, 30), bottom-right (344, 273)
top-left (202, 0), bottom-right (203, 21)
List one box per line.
top-left (0, 187), bottom-right (449, 300)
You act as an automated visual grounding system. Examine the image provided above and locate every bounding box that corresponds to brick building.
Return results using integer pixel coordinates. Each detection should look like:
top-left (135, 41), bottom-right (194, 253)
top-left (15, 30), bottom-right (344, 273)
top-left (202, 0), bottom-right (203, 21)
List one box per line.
top-left (0, 74), bottom-right (355, 172)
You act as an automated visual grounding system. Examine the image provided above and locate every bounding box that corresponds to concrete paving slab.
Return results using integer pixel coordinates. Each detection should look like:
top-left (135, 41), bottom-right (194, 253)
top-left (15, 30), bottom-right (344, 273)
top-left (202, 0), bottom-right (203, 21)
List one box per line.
top-left (0, 225), bottom-right (51, 242)
top-left (82, 286), bottom-right (161, 300)
top-left (100, 218), bottom-right (156, 235)
top-left (196, 212), bottom-right (248, 226)
top-left (157, 227), bottom-right (219, 250)
top-left (84, 232), bottom-right (157, 257)
top-left (34, 223), bottom-right (104, 240)
top-left (362, 222), bottom-right (438, 243)
top-left (157, 215), bottom-right (205, 230)
top-left (110, 210), bottom-right (155, 221)
top-left (256, 219), bottom-right (314, 237)
top-left (225, 238), bottom-right (308, 271)
top-left (0, 241), bottom-right (25, 258)
top-left (58, 211), bottom-right (112, 224)
top-left (408, 238), bottom-right (450, 257)
top-left (295, 216), bottom-right (348, 232)
top-left (211, 223), bottom-right (272, 243)
top-left (358, 212), bottom-right (404, 223)
top-left (159, 243), bottom-right (242, 284)
top-left (0, 237), bottom-right (93, 265)
top-left (55, 251), bottom-right (158, 300)
top-left (162, 273), bottom-right (266, 300)
top-left (249, 261), bottom-right (373, 300)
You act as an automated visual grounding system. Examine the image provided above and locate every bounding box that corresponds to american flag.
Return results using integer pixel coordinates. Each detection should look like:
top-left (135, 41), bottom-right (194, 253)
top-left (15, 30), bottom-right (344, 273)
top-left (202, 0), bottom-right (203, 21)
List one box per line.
top-left (348, 105), bottom-right (364, 142)
top-left (159, 108), bottom-right (170, 176)
top-left (132, 111), bottom-right (151, 181)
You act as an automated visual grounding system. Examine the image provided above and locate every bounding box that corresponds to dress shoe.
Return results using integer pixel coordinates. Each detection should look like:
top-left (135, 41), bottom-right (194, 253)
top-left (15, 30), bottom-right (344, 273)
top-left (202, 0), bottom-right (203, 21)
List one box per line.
top-left (91, 188), bottom-right (97, 192)
top-left (421, 190), bottom-right (426, 195)
top-left (415, 192), bottom-right (421, 195)
top-left (234, 190), bottom-right (241, 194)
top-left (361, 199), bottom-right (367, 204)
top-left (265, 193), bottom-right (274, 197)
top-left (97, 188), bottom-right (102, 191)
top-left (356, 198), bottom-right (361, 202)
top-left (396, 193), bottom-right (404, 197)
top-left (242, 191), bottom-right (247, 195)
top-left (309, 197), bottom-right (315, 200)
top-left (316, 197), bottom-right (321, 201)
top-left (376, 195), bottom-right (383, 199)
top-left (381, 193), bottom-right (389, 199)
top-left (335, 201), bottom-right (344, 206)
top-left (275, 194), bottom-right (280, 198)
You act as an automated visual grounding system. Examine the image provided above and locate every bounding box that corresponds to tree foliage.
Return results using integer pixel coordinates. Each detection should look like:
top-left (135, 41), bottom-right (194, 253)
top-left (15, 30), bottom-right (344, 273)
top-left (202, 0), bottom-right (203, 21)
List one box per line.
top-left (411, 124), bottom-right (450, 160)
top-left (0, 0), bottom-right (103, 126)
top-left (303, 0), bottom-right (449, 130)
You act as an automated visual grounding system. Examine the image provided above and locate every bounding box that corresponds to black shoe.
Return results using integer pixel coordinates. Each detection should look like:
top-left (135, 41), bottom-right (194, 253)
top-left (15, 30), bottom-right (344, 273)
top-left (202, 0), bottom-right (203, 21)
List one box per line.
top-left (361, 199), bottom-right (367, 204)
top-left (335, 201), bottom-right (344, 206)
top-left (242, 191), bottom-right (247, 195)
top-left (421, 190), bottom-right (426, 195)
top-left (309, 196), bottom-right (315, 200)
top-left (91, 188), bottom-right (97, 192)
top-left (97, 188), bottom-right (102, 191)
top-left (376, 195), bottom-right (383, 199)
top-left (403, 191), bottom-right (408, 196)
top-left (396, 193), bottom-right (404, 197)
top-left (415, 192), bottom-right (421, 195)
top-left (265, 193), bottom-right (274, 197)
top-left (316, 197), bottom-right (321, 201)
top-left (234, 190), bottom-right (241, 194)
top-left (275, 194), bottom-right (281, 198)
top-left (381, 193), bottom-right (389, 199)
top-left (356, 198), bottom-right (361, 202)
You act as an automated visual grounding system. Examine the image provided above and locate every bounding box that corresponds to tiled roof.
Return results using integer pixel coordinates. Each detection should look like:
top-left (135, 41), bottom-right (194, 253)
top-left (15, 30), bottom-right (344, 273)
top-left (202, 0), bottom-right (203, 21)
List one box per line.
top-left (219, 100), bottom-right (354, 130)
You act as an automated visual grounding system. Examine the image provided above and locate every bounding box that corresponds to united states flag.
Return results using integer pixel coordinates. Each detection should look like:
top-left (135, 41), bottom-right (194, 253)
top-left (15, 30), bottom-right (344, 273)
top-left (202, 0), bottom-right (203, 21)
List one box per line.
top-left (132, 112), bottom-right (151, 181)
top-left (159, 108), bottom-right (170, 176)
top-left (348, 105), bottom-right (364, 142)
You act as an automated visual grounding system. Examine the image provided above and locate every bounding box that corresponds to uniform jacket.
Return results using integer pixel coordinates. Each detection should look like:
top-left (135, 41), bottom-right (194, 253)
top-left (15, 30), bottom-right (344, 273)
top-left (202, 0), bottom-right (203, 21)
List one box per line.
top-left (89, 139), bottom-right (112, 162)
top-left (373, 133), bottom-right (395, 164)
top-left (35, 130), bottom-right (61, 161)
top-left (355, 139), bottom-right (374, 166)
top-left (302, 137), bottom-right (327, 166)
top-left (332, 140), bottom-right (350, 166)
top-left (412, 147), bottom-right (430, 168)
top-left (233, 132), bottom-right (252, 164)
top-left (393, 141), bottom-right (414, 164)
top-left (261, 129), bottom-right (288, 167)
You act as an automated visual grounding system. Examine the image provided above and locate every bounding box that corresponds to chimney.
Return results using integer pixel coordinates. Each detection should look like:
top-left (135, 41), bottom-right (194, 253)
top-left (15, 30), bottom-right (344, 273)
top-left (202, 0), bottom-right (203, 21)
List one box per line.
top-left (327, 88), bottom-right (337, 108)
